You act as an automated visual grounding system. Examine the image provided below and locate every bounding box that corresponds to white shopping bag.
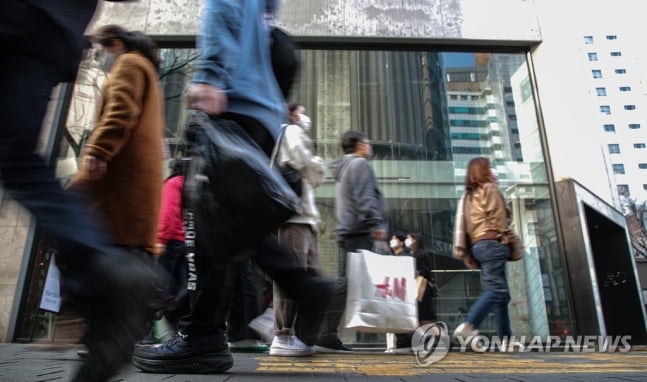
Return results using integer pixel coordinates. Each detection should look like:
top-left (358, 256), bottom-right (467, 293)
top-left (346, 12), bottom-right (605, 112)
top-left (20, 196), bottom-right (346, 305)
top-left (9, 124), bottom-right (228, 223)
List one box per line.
top-left (343, 250), bottom-right (419, 333)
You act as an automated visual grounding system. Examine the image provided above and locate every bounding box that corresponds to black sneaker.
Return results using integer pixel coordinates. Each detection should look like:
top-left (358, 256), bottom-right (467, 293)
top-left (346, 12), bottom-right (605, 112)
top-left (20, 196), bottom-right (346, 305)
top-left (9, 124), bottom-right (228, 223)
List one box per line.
top-left (314, 337), bottom-right (353, 353)
top-left (132, 333), bottom-right (233, 374)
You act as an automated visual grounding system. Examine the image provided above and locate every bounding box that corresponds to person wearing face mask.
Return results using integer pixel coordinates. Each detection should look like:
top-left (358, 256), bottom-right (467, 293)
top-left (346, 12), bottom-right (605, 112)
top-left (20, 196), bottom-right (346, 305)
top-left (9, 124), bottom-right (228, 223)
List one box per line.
top-left (67, 25), bottom-right (168, 352)
top-left (389, 231), bottom-right (408, 256)
top-left (326, 130), bottom-right (387, 353)
top-left (393, 232), bottom-right (437, 353)
top-left (69, 25), bottom-right (165, 263)
top-left (269, 101), bottom-right (327, 356)
top-left (384, 230), bottom-right (409, 353)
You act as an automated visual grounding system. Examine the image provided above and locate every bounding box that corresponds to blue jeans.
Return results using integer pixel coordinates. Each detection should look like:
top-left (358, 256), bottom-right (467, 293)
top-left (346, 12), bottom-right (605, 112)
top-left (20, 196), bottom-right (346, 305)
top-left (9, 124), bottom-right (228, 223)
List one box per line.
top-left (465, 239), bottom-right (512, 337)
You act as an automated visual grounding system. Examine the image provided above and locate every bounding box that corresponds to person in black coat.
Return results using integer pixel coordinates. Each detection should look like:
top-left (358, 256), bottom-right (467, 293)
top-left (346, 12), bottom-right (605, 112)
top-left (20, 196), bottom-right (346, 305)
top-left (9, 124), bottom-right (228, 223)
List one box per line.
top-left (394, 232), bottom-right (437, 352)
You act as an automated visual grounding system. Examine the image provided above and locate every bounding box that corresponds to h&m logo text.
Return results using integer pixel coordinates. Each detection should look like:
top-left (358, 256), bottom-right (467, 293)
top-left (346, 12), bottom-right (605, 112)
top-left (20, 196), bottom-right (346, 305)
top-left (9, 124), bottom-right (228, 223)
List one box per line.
top-left (375, 277), bottom-right (407, 300)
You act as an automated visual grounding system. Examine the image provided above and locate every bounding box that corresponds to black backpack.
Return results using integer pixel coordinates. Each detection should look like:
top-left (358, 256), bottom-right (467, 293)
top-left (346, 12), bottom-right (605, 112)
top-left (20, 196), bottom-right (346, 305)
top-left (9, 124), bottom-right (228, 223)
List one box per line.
top-left (268, 12), bottom-right (299, 100)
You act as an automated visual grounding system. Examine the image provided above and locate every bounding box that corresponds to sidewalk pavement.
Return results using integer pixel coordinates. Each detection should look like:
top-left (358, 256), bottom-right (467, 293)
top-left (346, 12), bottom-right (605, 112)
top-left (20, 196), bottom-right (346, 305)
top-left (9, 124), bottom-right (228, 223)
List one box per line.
top-left (1, 343), bottom-right (646, 381)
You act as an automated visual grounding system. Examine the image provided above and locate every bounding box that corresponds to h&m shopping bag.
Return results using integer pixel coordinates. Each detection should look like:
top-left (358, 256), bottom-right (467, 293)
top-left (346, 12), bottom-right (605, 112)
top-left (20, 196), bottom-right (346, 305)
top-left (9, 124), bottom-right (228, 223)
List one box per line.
top-left (343, 250), bottom-right (419, 333)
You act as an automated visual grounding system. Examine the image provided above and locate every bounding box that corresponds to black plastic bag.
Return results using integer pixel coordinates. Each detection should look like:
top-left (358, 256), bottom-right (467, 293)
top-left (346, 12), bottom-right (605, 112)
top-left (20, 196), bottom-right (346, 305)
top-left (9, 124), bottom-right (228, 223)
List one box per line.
top-left (183, 111), bottom-right (301, 256)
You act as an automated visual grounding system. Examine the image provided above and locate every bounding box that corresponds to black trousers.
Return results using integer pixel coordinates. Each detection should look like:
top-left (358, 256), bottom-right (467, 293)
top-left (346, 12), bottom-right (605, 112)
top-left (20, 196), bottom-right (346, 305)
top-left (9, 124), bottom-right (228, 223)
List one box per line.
top-left (178, 116), bottom-right (339, 345)
top-left (227, 259), bottom-right (261, 342)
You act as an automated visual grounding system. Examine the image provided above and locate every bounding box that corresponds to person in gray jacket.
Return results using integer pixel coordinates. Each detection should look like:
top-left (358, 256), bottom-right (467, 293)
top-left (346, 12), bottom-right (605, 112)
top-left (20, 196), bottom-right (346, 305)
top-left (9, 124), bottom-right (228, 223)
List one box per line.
top-left (330, 130), bottom-right (388, 268)
top-left (319, 130), bottom-right (387, 352)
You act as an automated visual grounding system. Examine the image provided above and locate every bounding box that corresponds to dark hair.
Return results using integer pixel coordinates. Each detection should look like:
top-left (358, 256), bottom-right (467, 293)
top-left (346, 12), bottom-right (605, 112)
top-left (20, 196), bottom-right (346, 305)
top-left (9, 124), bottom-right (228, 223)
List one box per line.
top-left (92, 25), bottom-right (160, 71)
top-left (392, 231), bottom-right (406, 242)
top-left (408, 232), bottom-right (425, 254)
top-left (288, 101), bottom-right (302, 114)
top-left (464, 156), bottom-right (493, 193)
top-left (340, 130), bottom-right (367, 154)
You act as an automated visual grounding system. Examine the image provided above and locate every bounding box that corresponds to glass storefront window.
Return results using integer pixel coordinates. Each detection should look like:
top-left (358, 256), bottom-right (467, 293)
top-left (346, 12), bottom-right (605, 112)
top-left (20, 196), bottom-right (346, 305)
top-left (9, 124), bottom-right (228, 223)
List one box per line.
top-left (16, 46), bottom-right (574, 345)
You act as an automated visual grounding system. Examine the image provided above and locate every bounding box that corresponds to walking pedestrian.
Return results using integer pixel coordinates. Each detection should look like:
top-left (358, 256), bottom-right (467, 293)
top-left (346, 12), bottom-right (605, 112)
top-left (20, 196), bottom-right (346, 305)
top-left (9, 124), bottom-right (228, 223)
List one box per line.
top-left (269, 102), bottom-right (325, 357)
top-left (69, 24), bottom-right (165, 265)
top-left (452, 157), bottom-right (516, 346)
top-left (322, 130), bottom-right (388, 353)
top-left (132, 0), bottom-right (346, 374)
top-left (153, 158), bottom-right (189, 340)
top-left (0, 1), bottom-right (159, 381)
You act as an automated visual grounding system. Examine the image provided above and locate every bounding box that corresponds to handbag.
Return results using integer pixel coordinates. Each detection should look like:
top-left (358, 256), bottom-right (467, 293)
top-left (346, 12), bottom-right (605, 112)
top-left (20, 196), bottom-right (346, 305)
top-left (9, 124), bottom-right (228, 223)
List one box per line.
top-left (183, 111), bottom-right (301, 253)
top-left (270, 124), bottom-right (303, 197)
top-left (343, 249), bottom-right (419, 333)
top-left (503, 228), bottom-right (523, 261)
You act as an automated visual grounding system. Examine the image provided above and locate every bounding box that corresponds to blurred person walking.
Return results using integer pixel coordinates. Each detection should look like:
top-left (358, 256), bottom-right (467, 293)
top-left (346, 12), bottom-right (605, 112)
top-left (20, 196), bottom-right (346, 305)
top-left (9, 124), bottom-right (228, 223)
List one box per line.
top-left (0, 1), bottom-right (159, 381)
top-left (132, 0), bottom-right (346, 374)
top-left (152, 158), bottom-right (189, 341)
top-left (69, 24), bottom-right (165, 263)
top-left (68, 23), bottom-right (168, 349)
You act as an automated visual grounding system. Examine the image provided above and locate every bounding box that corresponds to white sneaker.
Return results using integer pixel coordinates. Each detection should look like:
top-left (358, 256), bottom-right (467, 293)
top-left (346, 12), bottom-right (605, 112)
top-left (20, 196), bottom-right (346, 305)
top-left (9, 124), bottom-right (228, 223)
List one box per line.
top-left (453, 322), bottom-right (479, 339)
top-left (269, 335), bottom-right (316, 357)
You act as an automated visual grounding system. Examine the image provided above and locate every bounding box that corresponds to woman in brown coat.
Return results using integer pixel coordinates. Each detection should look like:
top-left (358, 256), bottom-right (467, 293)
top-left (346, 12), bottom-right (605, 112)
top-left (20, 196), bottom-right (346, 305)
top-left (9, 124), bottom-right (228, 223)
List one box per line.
top-left (69, 25), bottom-right (164, 258)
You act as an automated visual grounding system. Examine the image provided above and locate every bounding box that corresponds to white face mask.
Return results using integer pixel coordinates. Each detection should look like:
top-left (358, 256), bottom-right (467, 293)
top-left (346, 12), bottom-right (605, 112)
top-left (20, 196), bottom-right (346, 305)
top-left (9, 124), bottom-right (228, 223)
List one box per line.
top-left (404, 238), bottom-right (413, 248)
top-left (298, 114), bottom-right (312, 131)
top-left (96, 51), bottom-right (117, 72)
top-left (389, 239), bottom-right (400, 249)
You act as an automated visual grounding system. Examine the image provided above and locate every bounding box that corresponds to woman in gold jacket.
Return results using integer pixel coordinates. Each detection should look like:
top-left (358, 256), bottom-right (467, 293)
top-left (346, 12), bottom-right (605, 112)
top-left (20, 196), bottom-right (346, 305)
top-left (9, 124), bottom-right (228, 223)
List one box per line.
top-left (453, 157), bottom-right (514, 346)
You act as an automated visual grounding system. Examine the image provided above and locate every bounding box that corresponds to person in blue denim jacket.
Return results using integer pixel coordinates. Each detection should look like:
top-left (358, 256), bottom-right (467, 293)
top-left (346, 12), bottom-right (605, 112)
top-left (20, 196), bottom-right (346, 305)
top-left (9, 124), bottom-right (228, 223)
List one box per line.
top-left (132, 0), bottom-right (346, 374)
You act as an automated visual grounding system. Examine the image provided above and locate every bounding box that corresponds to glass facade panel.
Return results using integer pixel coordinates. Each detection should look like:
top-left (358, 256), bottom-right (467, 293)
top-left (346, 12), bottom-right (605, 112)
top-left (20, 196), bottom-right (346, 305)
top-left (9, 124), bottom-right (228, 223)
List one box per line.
top-left (18, 47), bottom-right (573, 344)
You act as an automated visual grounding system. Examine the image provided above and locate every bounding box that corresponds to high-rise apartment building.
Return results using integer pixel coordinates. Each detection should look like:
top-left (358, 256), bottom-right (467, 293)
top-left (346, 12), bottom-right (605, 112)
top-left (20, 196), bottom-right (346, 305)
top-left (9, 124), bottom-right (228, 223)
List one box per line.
top-left (579, 33), bottom-right (647, 205)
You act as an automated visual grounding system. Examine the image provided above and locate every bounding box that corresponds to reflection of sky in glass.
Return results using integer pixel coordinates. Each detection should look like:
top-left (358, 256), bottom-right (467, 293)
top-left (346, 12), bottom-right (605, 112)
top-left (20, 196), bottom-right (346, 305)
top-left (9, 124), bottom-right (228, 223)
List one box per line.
top-left (442, 52), bottom-right (475, 68)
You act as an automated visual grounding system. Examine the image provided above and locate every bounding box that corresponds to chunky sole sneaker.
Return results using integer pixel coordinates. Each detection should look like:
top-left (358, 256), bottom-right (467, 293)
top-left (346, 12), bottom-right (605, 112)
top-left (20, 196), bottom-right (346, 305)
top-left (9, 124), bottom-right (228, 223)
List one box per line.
top-left (132, 333), bottom-right (233, 374)
top-left (132, 349), bottom-right (233, 374)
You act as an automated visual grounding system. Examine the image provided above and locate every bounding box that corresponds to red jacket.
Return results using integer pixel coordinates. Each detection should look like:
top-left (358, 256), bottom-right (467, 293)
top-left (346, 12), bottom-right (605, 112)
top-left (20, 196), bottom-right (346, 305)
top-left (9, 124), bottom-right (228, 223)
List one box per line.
top-left (157, 175), bottom-right (185, 244)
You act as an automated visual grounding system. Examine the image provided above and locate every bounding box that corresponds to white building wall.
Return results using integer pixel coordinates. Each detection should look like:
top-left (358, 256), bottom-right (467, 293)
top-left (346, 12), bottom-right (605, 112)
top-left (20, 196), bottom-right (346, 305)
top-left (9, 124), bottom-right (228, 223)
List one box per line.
top-left (532, 0), bottom-right (647, 208)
